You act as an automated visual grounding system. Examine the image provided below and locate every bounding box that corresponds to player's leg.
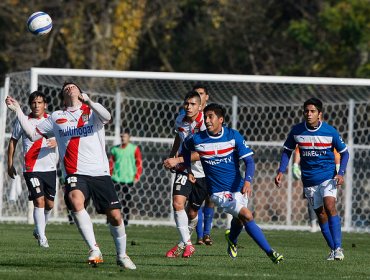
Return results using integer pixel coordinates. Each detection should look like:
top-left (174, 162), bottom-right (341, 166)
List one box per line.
top-left (195, 206), bottom-right (204, 244)
top-left (24, 172), bottom-right (48, 247)
top-left (322, 179), bottom-right (343, 260)
top-left (212, 191), bottom-right (283, 263)
top-left (121, 183), bottom-right (132, 226)
top-left (166, 172), bottom-right (192, 258)
top-left (93, 176), bottom-right (136, 269)
top-left (310, 182), bottom-right (336, 260)
top-left (65, 175), bottom-right (101, 264)
top-left (42, 171), bottom-right (57, 241)
top-left (203, 196), bottom-right (215, 245)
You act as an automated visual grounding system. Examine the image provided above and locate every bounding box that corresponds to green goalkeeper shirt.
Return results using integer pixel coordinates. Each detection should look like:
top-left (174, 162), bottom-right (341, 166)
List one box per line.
top-left (110, 143), bottom-right (142, 183)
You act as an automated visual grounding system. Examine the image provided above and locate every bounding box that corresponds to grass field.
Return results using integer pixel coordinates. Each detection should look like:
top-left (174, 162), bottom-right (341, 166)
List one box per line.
top-left (0, 223), bottom-right (369, 280)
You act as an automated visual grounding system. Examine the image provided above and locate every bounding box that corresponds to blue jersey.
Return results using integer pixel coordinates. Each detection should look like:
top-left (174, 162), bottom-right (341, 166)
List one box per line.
top-left (184, 126), bottom-right (254, 194)
top-left (283, 121), bottom-right (347, 187)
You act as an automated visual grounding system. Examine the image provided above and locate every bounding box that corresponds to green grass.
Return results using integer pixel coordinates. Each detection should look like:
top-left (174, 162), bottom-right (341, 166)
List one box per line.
top-left (0, 223), bottom-right (369, 280)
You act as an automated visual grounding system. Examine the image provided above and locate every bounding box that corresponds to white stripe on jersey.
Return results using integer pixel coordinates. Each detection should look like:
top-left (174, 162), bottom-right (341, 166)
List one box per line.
top-left (294, 135), bottom-right (333, 150)
top-left (196, 139), bottom-right (236, 159)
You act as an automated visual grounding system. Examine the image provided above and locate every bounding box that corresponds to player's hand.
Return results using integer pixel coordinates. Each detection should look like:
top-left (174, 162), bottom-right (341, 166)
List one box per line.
top-left (334, 175), bottom-right (344, 186)
top-left (188, 172), bottom-right (196, 184)
top-left (46, 138), bottom-right (57, 148)
top-left (241, 181), bottom-right (252, 198)
top-left (275, 172), bottom-right (283, 188)
top-left (163, 157), bottom-right (179, 169)
top-left (292, 163), bottom-right (301, 180)
top-left (7, 165), bottom-right (17, 179)
top-left (78, 93), bottom-right (91, 104)
top-left (5, 96), bottom-right (20, 112)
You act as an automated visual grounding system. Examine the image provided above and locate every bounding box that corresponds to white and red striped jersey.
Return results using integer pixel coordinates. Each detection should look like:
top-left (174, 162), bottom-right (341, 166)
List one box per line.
top-left (34, 104), bottom-right (110, 177)
top-left (12, 113), bottom-right (57, 173)
top-left (175, 111), bottom-right (206, 178)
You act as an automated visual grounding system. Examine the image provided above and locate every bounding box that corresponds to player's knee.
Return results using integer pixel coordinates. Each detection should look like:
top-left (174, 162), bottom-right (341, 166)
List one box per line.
top-left (238, 207), bottom-right (253, 222)
top-left (172, 201), bottom-right (185, 211)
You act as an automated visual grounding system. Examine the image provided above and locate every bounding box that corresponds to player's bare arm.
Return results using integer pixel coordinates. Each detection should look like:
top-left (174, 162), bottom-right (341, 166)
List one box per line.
top-left (7, 138), bottom-right (18, 179)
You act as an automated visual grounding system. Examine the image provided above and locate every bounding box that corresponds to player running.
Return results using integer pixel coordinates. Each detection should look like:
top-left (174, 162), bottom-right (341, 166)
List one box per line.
top-left (7, 91), bottom-right (57, 248)
top-left (183, 103), bottom-right (284, 264)
top-left (275, 98), bottom-right (349, 261)
top-left (5, 82), bottom-right (136, 269)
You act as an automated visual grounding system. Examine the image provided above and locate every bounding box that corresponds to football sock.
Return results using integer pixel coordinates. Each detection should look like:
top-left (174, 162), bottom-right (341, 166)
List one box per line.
top-left (229, 217), bottom-right (243, 245)
top-left (175, 210), bottom-right (190, 245)
top-left (188, 216), bottom-right (198, 237)
top-left (73, 209), bottom-right (99, 251)
top-left (34, 207), bottom-right (46, 240)
top-left (328, 215), bottom-right (342, 249)
top-left (319, 221), bottom-right (335, 250)
top-left (109, 220), bottom-right (127, 258)
top-left (196, 207), bottom-right (203, 238)
top-left (44, 209), bottom-right (51, 224)
top-left (244, 220), bottom-right (272, 254)
top-left (203, 206), bottom-right (214, 235)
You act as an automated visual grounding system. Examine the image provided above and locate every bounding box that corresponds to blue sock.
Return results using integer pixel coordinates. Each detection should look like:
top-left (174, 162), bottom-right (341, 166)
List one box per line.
top-left (244, 220), bottom-right (272, 254)
top-left (229, 218), bottom-right (243, 245)
top-left (328, 215), bottom-right (342, 249)
top-left (196, 207), bottom-right (203, 238)
top-left (203, 206), bottom-right (214, 235)
top-left (319, 221), bottom-right (335, 250)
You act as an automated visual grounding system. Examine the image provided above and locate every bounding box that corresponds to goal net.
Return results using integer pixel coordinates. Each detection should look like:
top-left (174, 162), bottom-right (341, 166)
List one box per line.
top-left (1, 68), bottom-right (369, 232)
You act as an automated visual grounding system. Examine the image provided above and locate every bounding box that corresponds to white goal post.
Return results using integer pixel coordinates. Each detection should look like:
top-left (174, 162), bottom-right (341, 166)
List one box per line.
top-left (1, 68), bottom-right (369, 232)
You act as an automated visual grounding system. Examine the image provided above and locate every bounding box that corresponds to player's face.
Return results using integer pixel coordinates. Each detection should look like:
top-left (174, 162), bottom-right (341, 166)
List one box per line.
top-left (63, 84), bottom-right (81, 100)
top-left (121, 133), bottom-right (130, 145)
top-left (303, 104), bottom-right (321, 127)
top-left (184, 97), bottom-right (201, 120)
top-left (205, 110), bottom-right (223, 134)
top-left (30, 96), bottom-right (46, 118)
top-left (194, 88), bottom-right (209, 109)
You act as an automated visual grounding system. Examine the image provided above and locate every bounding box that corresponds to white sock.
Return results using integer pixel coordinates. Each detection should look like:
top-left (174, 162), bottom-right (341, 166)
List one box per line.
top-left (73, 209), bottom-right (99, 251)
top-left (188, 216), bottom-right (198, 237)
top-left (175, 210), bottom-right (190, 245)
top-left (44, 209), bottom-right (51, 224)
top-left (109, 220), bottom-right (127, 258)
top-left (34, 207), bottom-right (46, 240)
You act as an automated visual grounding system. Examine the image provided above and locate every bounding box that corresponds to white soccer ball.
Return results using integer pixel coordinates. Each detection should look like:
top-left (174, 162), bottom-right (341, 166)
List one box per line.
top-left (27, 11), bottom-right (52, 36)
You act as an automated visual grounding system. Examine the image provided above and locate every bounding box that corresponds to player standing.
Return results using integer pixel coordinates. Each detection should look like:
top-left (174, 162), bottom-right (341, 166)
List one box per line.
top-left (183, 103), bottom-right (284, 264)
top-left (7, 91), bottom-right (57, 248)
top-left (5, 82), bottom-right (136, 269)
top-left (275, 98), bottom-right (349, 261)
top-left (163, 90), bottom-right (208, 258)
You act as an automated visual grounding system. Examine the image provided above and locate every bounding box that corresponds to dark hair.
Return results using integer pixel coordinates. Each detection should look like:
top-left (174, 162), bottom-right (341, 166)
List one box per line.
top-left (203, 103), bottom-right (226, 119)
top-left (303, 98), bottom-right (323, 112)
top-left (59, 81), bottom-right (82, 104)
top-left (192, 83), bottom-right (209, 95)
top-left (183, 90), bottom-right (201, 104)
top-left (121, 128), bottom-right (130, 135)
top-left (28, 91), bottom-right (47, 106)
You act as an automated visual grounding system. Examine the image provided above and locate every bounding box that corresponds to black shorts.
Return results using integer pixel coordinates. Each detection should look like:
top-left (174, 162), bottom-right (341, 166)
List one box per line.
top-left (23, 171), bottom-right (57, 201)
top-left (172, 172), bottom-right (208, 210)
top-left (64, 174), bottom-right (121, 214)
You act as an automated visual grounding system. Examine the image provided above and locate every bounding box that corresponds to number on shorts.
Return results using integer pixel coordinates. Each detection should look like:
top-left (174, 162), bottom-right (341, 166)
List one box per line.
top-left (30, 177), bottom-right (41, 194)
top-left (175, 174), bottom-right (187, 185)
top-left (67, 176), bottom-right (77, 184)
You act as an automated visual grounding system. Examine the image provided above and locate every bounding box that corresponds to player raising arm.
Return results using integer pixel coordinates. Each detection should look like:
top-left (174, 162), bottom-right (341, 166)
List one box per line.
top-left (275, 98), bottom-right (349, 261)
top-left (5, 82), bottom-right (136, 270)
top-left (183, 103), bottom-right (284, 264)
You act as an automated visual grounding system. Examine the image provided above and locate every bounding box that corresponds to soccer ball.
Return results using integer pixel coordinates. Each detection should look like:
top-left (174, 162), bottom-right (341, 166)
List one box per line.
top-left (27, 11), bottom-right (52, 36)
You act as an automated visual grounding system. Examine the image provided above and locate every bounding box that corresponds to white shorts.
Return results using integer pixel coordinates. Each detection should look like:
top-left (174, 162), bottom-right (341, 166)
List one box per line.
top-left (210, 191), bottom-right (248, 217)
top-left (303, 179), bottom-right (337, 209)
